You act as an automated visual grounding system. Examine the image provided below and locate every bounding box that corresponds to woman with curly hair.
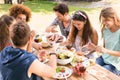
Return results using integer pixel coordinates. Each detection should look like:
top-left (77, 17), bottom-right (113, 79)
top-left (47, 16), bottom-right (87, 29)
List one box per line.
top-left (9, 4), bottom-right (43, 51)
top-left (9, 4), bottom-right (31, 22)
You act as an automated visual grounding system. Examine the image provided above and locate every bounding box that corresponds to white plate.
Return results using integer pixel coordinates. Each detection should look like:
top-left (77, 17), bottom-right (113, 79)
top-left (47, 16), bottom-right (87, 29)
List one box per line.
top-left (53, 66), bottom-right (73, 79)
top-left (70, 55), bottom-right (88, 66)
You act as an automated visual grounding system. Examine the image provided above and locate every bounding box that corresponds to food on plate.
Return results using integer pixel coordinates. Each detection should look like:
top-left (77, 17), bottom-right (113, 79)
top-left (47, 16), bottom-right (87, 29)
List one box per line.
top-left (71, 55), bottom-right (88, 66)
top-left (57, 51), bottom-right (73, 59)
top-left (46, 34), bottom-right (64, 43)
top-left (53, 66), bottom-right (73, 79)
top-left (89, 59), bottom-right (96, 66)
top-left (57, 50), bottom-right (74, 65)
top-left (72, 56), bottom-right (82, 63)
top-left (56, 46), bottom-right (67, 52)
top-left (40, 42), bottom-right (52, 48)
top-left (56, 67), bottom-right (65, 73)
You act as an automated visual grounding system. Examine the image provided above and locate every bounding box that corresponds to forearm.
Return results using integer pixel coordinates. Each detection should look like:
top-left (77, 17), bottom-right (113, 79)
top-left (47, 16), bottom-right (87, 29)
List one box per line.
top-left (45, 27), bottom-right (51, 32)
top-left (48, 55), bottom-right (57, 69)
top-left (102, 48), bottom-right (120, 56)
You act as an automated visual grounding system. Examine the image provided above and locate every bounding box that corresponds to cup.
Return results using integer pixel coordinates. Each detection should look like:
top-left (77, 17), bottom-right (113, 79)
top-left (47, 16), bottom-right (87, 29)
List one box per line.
top-left (73, 63), bottom-right (86, 76)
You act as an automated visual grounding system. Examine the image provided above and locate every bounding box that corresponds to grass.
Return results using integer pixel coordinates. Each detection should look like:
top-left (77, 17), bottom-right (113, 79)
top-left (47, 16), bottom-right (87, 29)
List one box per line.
top-left (0, 1), bottom-right (101, 15)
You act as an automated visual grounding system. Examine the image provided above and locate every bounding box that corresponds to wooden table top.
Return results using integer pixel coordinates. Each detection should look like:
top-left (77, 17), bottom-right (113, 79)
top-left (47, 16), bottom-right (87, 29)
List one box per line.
top-left (39, 41), bottom-right (120, 80)
top-left (43, 64), bottom-right (120, 80)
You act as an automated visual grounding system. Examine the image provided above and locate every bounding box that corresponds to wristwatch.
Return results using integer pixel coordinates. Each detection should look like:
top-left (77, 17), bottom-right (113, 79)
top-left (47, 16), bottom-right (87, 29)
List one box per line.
top-left (49, 53), bottom-right (57, 56)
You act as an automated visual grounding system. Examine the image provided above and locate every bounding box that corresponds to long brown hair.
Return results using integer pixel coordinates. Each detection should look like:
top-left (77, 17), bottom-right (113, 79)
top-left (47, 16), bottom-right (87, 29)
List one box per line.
top-left (67, 10), bottom-right (93, 46)
top-left (0, 19), bottom-right (10, 51)
top-left (99, 7), bottom-right (120, 33)
top-left (0, 15), bottom-right (15, 27)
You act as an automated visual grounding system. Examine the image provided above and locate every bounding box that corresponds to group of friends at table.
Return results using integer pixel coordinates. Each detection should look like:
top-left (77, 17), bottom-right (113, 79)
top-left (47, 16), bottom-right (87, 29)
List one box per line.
top-left (0, 2), bottom-right (120, 80)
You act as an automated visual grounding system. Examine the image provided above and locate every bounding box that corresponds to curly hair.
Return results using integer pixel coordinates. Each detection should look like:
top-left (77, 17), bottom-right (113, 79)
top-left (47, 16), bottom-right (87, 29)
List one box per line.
top-left (9, 4), bottom-right (31, 22)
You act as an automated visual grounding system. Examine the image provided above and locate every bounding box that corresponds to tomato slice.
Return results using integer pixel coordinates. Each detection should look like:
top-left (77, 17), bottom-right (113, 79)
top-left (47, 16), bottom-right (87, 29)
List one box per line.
top-left (61, 68), bottom-right (65, 73)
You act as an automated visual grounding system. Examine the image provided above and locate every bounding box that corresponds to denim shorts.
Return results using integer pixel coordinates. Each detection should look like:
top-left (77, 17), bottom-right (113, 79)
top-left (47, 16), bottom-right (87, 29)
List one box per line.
top-left (96, 56), bottom-right (120, 75)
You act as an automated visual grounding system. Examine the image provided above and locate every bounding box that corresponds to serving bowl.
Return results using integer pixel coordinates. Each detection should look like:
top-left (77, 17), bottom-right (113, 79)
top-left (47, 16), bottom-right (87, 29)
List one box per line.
top-left (57, 50), bottom-right (74, 65)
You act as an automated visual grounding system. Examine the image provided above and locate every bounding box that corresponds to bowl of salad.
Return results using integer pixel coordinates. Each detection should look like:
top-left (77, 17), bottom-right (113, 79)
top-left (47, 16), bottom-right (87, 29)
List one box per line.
top-left (57, 50), bottom-right (74, 65)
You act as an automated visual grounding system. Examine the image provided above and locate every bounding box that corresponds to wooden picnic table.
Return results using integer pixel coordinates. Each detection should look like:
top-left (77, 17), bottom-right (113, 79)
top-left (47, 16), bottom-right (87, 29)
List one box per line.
top-left (43, 64), bottom-right (120, 80)
top-left (40, 46), bottom-right (120, 80)
top-left (37, 34), bottom-right (120, 80)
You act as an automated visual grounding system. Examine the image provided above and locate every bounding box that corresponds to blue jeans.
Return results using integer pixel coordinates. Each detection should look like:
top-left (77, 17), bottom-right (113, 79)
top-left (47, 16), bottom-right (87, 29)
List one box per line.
top-left (96, 56), bottom-right (120, 75)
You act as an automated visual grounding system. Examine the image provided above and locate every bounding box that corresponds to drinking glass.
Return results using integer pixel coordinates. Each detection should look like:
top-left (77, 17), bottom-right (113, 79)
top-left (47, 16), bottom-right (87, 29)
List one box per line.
top-left (34, 34), bottom-right (42, 43)
top-left (79, 64), bottom-right (86, 80)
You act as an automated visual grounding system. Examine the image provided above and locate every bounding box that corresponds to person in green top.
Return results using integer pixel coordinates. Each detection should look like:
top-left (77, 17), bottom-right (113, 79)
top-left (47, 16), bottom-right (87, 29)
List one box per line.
top-left (88, 7), bottom-right (120, 75)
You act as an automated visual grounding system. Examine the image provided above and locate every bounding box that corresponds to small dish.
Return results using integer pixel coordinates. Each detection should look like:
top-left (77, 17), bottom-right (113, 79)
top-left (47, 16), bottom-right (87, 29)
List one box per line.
top-left (53, 66), bottom-right (73, 79)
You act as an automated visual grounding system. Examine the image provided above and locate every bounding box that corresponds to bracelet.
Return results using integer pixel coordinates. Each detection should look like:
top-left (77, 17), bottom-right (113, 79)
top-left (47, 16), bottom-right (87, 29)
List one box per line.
top-left (49, 53), bottom-right (57, 56)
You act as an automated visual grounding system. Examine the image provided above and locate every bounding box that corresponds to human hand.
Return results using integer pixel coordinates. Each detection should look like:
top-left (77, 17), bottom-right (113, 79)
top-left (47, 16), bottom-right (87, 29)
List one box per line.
top-left (87, 42), bottom-right (97, 51)
top-left (76, 51), bottom-right (84, 56)
top-left (38, 50), bottom-right (47, 62)
top-left (95, 46), bottom-right (106, 53)
top-left (51, 26), bottom-right (58, 33)
top-left (32, 42), bottom-right (42, 50)
top-left (30, 30), bottom-right (36, 41)
top-left (27, 30), bottom-right (36, 52)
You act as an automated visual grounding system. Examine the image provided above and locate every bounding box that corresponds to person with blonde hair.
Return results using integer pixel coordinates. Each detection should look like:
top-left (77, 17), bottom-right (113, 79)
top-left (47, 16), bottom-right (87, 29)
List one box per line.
top-left (88, 7), bottom-right (120, 75)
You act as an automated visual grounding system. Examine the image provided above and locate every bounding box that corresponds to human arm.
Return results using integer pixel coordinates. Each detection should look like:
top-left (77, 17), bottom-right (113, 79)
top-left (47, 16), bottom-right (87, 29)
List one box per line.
top-left (45, 25), bottom-right (58, 33)
top-left (27, 30), bottom-right (35, 52)
top-left (96, 46), bottom-right (120, 57)
top-left (91, 29), bottom-right (98, 46)
top-left (32, 42), bottom-right (42, 50)
top-left (45, 18), bottom-right (58, 33)
top-left (88, 43), bottom-right (120, 57)
top-left (28, 54), bottom-right (57, 78)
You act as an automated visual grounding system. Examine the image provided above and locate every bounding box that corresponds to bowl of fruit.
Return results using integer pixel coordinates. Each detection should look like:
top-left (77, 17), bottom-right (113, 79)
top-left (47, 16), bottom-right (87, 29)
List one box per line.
top-left (57, 50), bottom-right (74, 65)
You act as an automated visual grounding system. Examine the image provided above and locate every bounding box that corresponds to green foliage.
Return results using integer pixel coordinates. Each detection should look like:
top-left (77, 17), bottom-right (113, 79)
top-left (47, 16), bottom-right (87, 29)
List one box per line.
top-left (0, 4), bottom-right (11, 15)
top-left (24, 1), bottom-right (57, 13)
top-left (0, 0), bottom-right (100, 14)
